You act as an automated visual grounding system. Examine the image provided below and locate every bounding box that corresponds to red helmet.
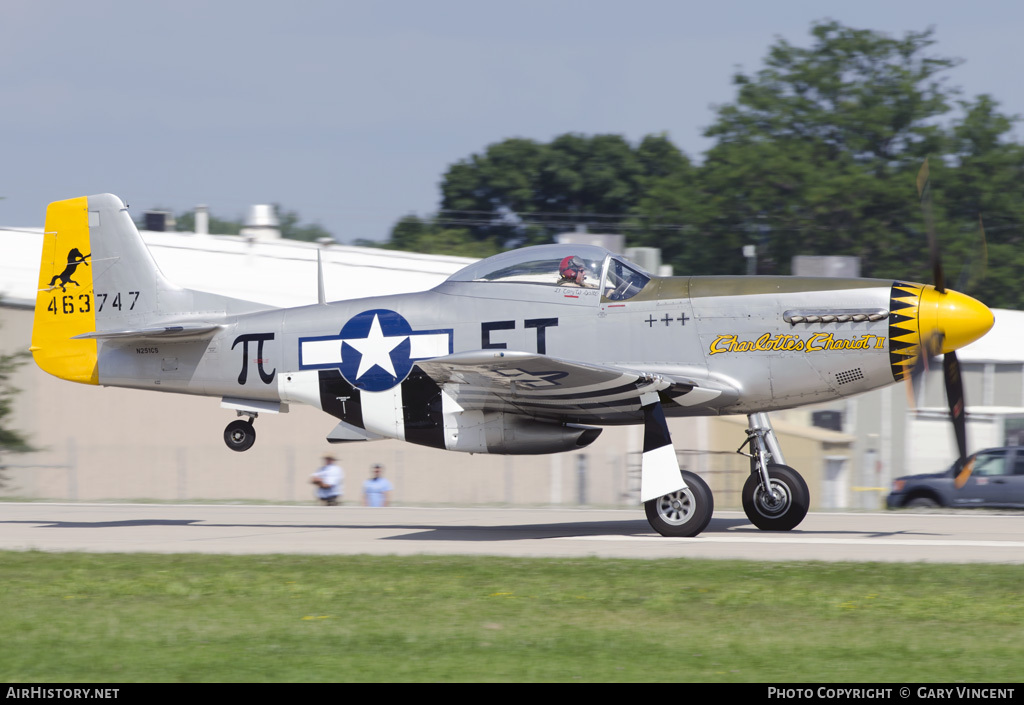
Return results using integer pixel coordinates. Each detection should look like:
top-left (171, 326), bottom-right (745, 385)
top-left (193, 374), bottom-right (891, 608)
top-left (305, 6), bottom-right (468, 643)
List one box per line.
top-left (559, 255), bottom-right (586, 280)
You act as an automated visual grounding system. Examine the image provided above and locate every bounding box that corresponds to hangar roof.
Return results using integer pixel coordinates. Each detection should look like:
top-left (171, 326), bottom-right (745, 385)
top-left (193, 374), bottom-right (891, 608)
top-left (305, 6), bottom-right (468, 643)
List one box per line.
top-left (0, 225), bottom-right (473, 310)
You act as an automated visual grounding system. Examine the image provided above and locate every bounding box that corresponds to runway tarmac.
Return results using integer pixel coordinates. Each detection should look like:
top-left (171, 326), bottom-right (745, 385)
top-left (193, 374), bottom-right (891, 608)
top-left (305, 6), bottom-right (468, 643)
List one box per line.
top-left (2, 502), bottom-right (1023, 563)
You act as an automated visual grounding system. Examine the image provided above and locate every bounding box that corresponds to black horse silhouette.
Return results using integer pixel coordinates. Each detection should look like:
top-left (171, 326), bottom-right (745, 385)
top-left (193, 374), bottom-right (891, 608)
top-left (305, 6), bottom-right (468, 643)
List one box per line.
top-left (49, 248), bottom-right (91, 292)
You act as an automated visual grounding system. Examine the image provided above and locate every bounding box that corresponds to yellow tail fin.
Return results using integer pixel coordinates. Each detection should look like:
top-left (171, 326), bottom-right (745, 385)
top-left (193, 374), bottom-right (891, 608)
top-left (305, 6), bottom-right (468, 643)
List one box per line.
top-left (30, 197), bottom-right (99, 384)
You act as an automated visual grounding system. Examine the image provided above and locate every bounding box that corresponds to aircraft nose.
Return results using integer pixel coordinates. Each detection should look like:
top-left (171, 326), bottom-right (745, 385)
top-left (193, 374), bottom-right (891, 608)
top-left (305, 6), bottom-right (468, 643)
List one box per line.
top-left (918, 286), bottom-right (994, 353)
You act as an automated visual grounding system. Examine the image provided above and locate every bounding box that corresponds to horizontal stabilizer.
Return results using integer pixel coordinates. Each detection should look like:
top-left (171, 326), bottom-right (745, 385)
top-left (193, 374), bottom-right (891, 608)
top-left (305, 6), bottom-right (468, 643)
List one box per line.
top-left (72, 323), bottom-right (223, 341)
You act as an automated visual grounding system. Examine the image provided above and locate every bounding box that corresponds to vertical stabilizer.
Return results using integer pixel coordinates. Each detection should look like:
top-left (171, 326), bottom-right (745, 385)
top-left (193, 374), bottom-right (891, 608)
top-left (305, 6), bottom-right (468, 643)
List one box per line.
top-left (31, 193), bottom-right (262, 384)
top-left (79, 193), bottom-right (177, 328)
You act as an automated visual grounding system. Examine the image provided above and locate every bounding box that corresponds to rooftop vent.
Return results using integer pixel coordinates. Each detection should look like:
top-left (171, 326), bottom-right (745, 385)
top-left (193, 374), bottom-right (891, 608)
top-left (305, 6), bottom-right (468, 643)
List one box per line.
top-left (241, 204), bottom-right (281, 240)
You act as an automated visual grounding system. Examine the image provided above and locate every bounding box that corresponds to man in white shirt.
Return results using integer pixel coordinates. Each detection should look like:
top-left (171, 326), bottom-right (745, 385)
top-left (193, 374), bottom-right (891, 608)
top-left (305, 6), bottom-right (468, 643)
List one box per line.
top-left (311, 455), bottom-right (343, 506)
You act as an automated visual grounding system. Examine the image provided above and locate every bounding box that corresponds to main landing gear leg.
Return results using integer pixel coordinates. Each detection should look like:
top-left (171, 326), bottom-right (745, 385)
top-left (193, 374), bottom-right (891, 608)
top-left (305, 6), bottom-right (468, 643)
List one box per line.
top-left (737, 412), bottom-right (809, 531)
top-left (224, 412), bottom-right (257, 452)
top-left (639, 396), bottom-right (714, 537)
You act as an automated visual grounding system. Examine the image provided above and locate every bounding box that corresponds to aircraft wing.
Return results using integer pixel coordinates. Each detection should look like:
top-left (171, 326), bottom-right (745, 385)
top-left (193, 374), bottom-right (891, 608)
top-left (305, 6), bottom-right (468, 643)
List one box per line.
top-left (414, 350), bottom-right (732, 422)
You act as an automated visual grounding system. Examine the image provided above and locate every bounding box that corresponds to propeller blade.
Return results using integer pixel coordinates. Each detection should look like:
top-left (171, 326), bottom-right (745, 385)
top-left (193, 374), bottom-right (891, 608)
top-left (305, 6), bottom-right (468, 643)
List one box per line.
top-left (916, 159), bottom-right (982, 490)
top-left (943, 349), bottom-right (974, 488)
top-left (904, 371), bottom-right (918, 411)
top-left (954, 455), bottom-right (976, 490)
top-left (917, 159), bottom-right (977, 488)
top-left (916, 159), bottom-right (946, 293)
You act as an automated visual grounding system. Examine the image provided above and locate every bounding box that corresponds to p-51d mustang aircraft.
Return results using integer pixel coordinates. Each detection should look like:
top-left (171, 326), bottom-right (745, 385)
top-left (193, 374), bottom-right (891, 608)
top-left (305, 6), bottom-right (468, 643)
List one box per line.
top-left (31, 194), bottom-right (995, 536)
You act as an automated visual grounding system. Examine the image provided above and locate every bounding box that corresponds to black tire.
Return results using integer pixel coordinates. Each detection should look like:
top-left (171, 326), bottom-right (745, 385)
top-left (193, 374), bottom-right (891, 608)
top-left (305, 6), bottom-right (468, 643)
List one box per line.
top-left (906, 496), bottom-right (940, 508)
top-left (224, 419), bottom-right (256, 452)
top-left (742, 464), bottom-right (809, 531)
top-left (644, 470), bottom-right (714, 537)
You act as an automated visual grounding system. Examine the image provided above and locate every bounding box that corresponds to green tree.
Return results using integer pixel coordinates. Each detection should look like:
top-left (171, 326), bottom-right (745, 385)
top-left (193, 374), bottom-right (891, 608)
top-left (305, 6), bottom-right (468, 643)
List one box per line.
top-left (623, 135), bottom-right (721, 272)
top-left (685, 20), bottom-right (1024, 306)
top-left (438, 136), bottom-right (551, 248)
top-left (431, 133), bottom-right (693, 252)
top-left (275, 207), bottom-right (334, 242)
top-left (940, 95), bottom-right (1024, 308)
top-left (384, 215), bottom-right (501, 258)
top-left (696, 21), bottom-right (957, 277)
top-left (0, 324), bottom-right (33, 488)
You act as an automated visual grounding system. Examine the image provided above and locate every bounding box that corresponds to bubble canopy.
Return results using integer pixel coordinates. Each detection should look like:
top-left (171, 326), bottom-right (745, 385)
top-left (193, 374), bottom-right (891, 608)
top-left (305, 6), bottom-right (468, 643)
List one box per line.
top-left (444, 244), bottom-right (651, 301)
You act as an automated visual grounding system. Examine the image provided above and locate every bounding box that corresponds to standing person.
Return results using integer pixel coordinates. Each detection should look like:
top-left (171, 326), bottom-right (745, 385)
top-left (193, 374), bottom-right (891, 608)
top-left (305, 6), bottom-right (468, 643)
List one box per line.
top-left (362, 464), bottom-right (393, 507)
top-left (311, 455), bottom-right (343, 506)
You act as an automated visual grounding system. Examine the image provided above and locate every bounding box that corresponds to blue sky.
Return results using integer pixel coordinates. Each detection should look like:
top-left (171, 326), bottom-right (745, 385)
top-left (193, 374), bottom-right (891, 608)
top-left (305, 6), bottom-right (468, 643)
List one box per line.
top-left (3, 1), bottom-right (1023, 241)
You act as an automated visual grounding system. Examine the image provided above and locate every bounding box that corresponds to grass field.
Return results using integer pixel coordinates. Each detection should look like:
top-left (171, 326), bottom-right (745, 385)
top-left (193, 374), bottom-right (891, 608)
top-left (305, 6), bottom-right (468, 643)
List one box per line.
top-left (1, 551), bottom-right (1021, 682)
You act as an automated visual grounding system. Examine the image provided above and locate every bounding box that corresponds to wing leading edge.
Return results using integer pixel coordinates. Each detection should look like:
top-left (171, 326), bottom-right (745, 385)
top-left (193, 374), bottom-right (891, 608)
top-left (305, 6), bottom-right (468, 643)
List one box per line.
top-left (414, 350), bottom-right (731, 424)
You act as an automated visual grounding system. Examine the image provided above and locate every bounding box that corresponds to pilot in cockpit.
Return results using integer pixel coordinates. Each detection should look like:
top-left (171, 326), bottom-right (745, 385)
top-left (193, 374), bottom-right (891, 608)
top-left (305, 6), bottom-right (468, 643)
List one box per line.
top-left (557, 255), bottom-right (593, 287)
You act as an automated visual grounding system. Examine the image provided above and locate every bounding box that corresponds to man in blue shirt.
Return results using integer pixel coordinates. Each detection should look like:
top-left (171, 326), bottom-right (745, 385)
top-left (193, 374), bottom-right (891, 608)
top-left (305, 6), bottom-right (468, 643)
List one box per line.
top-left (362, 464), bottom-right (394, 507)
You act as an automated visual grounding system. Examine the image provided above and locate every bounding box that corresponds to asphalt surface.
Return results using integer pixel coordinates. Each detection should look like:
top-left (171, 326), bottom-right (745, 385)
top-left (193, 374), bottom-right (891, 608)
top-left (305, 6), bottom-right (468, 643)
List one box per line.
top-left (2, 503), bottom-right (1023, 563)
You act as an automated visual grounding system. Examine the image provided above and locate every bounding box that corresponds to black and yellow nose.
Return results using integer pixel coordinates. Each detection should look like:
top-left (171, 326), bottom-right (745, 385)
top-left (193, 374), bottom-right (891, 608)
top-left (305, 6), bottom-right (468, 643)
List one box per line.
top-left (889, 282), bottom-right (994, 382)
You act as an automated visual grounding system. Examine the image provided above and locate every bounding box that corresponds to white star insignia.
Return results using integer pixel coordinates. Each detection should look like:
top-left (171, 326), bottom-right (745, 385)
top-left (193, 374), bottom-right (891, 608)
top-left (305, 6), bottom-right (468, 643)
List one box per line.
top-left (346, 314), bottom-right (408, 380)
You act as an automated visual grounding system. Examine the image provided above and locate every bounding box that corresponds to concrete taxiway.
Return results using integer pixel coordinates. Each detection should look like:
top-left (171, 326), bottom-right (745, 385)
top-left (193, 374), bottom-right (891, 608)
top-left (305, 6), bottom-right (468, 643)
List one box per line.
top-left (1, 503), bottom-right (1023, 563)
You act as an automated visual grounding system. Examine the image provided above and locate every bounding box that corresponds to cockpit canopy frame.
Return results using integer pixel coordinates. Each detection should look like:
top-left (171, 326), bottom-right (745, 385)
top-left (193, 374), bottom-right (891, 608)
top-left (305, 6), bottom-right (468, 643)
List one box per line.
top-left (445, 244), bottom-right (651, 301)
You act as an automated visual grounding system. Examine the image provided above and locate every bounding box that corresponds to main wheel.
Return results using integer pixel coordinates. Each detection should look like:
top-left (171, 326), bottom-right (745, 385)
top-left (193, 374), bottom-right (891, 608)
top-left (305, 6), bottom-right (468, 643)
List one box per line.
top-left (644, 470), bottom-right (714, 537)
top-left (224, 419), bottom-right (256, 452)
top-left (742, 464), bottom-right (809, 531)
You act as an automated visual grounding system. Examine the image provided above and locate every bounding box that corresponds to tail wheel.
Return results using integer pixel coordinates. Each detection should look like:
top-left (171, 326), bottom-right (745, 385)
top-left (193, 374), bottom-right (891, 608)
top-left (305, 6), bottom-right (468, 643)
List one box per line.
top-left (742, 464), bottom-right (809, 531)
top-left (644, 470), bottom-right (714, 537)
top-left (224, 419), bottom-right (256, 452)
